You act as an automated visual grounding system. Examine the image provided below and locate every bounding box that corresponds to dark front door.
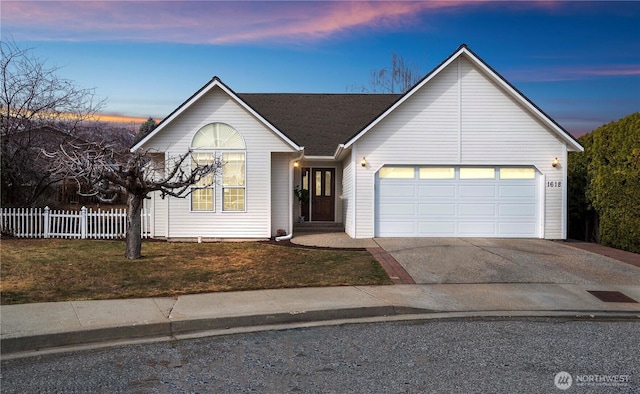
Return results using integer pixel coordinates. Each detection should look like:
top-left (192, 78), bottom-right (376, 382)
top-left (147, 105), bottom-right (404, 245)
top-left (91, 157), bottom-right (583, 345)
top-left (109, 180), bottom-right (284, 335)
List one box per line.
top-left (310, 168), bottom-right (335, 221)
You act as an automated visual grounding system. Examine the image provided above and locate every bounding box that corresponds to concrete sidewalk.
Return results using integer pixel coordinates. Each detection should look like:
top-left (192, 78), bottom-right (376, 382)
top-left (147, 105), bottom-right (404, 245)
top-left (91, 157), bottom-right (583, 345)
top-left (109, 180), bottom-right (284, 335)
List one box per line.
top-left (3, 283), bottom-right (640, 357)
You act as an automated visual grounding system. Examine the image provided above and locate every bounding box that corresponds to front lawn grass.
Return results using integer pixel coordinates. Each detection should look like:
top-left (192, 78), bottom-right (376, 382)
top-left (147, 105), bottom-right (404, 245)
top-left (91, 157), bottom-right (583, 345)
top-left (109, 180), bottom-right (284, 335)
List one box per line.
top-left (0, 239), bottom-right (391, 305)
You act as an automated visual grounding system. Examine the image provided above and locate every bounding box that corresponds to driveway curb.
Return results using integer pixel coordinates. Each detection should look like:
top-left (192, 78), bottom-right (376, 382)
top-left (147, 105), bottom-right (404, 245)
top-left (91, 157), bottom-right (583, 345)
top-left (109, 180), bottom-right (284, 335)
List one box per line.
top-left (3, 307), bottom-right (639, 359)
top-left (2, 305), bottom-right (430, 355)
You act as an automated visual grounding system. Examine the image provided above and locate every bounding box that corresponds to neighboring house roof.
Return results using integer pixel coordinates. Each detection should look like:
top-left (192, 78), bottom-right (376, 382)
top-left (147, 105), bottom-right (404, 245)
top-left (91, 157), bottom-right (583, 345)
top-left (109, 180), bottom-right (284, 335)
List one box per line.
top-left (343, 44), bottom-right (584, 153)
top-left (238, 93), bottom-right (400, 156)
top-left (132, 44), bottom-right (583, 156)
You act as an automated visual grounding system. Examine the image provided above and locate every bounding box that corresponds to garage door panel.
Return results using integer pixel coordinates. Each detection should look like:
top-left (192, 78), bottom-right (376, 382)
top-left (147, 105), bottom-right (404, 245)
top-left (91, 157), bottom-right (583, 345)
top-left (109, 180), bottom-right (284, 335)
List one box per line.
top-left (378, 221), bottom-right (416, 236)
top-left (379, 203), bottom-right (415, 216)
top-left (459, 185), bottom-right (496, 197)
top-left (458, 221), bottom-right (496, 235)
top-left (498, 222), bottom-right (537, 235)
top-left (419, 185), bottom-right (456, 197)
top-left (499, 204), bottom-right (536, 216)
top-left (418, 221), bottom-right (456, 235)
top-left (376, 166), bottom-right (539, 238)
top-left (419, 203), bottom-right (455, 215)
top-left (459, 203), bottom-right (496, 216)
top-left (379, 185), bottom-right (415, 197)
top-left (499, 185), bottom-right (536, 197)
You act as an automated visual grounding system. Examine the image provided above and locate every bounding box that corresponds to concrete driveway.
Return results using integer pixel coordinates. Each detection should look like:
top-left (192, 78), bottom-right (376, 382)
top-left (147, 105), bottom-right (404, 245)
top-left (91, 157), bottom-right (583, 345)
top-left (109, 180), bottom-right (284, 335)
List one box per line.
top-left (374, 238), bottom-right (640, 285)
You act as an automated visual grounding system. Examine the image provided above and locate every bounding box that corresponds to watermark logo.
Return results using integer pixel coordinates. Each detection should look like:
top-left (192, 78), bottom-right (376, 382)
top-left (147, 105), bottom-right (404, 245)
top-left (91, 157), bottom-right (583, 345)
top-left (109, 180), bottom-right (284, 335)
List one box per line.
top-left (554, 371), bottom-right (573, 390)
top-left (554, 371), bottom-right (632, 390)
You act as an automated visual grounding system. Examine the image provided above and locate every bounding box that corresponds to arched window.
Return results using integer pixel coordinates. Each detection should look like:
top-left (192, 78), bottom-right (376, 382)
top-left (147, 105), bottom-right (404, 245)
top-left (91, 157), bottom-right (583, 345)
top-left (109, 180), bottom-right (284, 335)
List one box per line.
top-left (190, 123), bottom-right (246, 212)
top-left (191, 123), bottom-right (245, 149)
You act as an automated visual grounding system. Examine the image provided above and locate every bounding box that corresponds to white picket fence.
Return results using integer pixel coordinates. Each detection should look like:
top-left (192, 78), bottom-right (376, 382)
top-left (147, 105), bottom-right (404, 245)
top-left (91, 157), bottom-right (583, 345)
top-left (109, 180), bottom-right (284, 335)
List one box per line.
top-left (0, 206), bottom-right (151, 239)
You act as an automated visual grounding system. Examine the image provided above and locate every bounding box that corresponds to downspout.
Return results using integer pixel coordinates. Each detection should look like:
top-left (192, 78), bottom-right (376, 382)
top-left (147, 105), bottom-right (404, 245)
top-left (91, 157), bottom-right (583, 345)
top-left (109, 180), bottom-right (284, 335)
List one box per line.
top-left (352, 146), bottom-right (357, 239)
top-left (275, 233), bottom-right (293, 242)
top-left (561, 144), bottom-right (568, 240)
top-left (278, 149), bottom-right (304, 242)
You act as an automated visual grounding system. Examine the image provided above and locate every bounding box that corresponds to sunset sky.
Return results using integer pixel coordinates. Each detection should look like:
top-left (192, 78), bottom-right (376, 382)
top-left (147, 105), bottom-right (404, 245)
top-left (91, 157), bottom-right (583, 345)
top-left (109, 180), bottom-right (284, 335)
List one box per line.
top-left (2, 1), bottom-right (639, 136)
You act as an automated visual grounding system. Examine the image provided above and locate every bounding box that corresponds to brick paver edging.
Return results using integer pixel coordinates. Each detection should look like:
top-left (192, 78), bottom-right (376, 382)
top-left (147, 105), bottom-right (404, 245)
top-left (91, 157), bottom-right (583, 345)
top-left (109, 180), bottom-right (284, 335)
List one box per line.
top-left (367, 247), bottom-right (416, 284)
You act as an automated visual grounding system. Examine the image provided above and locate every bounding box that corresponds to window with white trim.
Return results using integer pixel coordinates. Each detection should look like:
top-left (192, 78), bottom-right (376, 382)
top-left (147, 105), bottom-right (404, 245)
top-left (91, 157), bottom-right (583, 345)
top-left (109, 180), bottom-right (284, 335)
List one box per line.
top-left (191, 152), bottom-right (215, 211)
top-left (190, 123), bottom-right (246, 212)
top-left (222, 152), bottom-right (245, 211)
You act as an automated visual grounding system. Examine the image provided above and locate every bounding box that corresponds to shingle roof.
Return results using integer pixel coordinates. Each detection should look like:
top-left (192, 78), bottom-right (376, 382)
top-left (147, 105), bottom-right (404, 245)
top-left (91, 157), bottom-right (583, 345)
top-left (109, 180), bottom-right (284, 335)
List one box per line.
top-left (238, 93), bottom-right (401, 156)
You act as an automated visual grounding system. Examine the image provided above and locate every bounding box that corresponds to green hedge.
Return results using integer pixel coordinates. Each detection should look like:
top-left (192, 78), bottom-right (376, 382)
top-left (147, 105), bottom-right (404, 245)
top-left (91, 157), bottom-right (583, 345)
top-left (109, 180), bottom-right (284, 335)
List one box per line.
top-left (569, 112), bottom-right (640, 253)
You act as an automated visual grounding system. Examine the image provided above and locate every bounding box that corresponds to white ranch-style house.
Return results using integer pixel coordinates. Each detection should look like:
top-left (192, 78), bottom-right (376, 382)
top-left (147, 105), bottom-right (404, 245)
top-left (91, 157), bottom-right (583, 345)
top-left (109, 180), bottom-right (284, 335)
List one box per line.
top-left (132, 44), bottom-right (583, 241)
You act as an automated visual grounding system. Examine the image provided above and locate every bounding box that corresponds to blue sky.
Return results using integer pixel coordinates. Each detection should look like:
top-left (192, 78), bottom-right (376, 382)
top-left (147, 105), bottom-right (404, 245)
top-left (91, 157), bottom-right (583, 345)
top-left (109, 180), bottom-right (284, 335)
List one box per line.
top-left (2, 1), bottom-right (639, 136)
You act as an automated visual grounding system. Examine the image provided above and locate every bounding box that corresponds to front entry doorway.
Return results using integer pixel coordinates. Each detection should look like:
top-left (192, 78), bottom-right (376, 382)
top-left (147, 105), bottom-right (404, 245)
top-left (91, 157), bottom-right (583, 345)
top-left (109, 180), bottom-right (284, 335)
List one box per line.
top-left (301, 167), bottom-right (335, 221)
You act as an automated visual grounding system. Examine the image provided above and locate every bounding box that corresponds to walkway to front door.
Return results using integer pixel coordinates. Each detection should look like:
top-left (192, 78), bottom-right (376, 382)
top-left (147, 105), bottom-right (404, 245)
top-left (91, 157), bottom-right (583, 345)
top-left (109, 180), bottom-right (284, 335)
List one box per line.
top-left (301, 167), bottom-right (335, 221)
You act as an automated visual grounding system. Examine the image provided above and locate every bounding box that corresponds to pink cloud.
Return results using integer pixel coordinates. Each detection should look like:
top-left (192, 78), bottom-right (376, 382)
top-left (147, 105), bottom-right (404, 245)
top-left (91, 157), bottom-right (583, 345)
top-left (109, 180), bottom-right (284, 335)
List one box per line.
top-left (506, 65), bottom-right (640, 82)
top-left (2, 1), bottom-right (484, 44)
top-left (206, 2), bottom-right (432, 44)
top-left (574, 67), bottom-right (640, 77)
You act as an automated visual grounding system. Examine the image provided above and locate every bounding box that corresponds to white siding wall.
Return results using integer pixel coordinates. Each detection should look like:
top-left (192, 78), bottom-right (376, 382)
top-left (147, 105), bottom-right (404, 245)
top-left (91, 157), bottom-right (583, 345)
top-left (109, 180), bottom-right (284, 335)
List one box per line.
top-left (140, 87), bottom-right (296, 239)
top-left (148, 190), bottom-right (168, 238)
top-left (353, 56), bottom-right (567, 239)
top-left (342, 152), bottom-right (355, 237)
top-left (144, 153), bottom-right (168, 238)
top-left (271, 153), bottom-right (292, 235)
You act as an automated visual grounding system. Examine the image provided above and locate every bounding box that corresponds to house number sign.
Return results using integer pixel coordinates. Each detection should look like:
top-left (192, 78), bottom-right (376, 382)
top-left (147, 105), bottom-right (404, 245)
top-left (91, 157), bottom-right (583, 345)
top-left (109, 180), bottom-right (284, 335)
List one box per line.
top-left (547, 181), bottom-right (562, 188)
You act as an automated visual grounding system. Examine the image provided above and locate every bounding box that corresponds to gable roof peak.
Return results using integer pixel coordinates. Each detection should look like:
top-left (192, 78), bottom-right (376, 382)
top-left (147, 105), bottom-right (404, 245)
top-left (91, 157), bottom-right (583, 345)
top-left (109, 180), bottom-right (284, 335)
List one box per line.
top-left (131, 74), bottom-right (302, 152)
top-left (342, 44), bottom-right (583, 153)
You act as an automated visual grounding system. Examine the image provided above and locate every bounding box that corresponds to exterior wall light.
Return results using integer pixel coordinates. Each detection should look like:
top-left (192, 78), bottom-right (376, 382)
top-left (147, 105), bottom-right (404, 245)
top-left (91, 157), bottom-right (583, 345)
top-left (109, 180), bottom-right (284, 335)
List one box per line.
top-left (294, 161), bottom-right (299, 168)
top-left (552, 157), bottom-right (559, 168)
top-left (361, 157), bottom-right (367, 167)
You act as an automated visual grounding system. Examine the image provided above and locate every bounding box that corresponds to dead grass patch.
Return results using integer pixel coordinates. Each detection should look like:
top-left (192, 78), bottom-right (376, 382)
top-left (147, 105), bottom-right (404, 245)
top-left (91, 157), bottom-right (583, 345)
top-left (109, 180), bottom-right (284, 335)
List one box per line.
top-left (0, 239), bottom-right (391, 304)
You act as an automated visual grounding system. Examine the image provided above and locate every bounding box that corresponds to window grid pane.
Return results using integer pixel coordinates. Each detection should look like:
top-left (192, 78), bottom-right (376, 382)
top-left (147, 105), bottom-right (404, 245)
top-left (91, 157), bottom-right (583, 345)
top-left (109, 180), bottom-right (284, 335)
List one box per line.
top-left (324, 171), bottom-right (331, 196)
top-left (379, 167), bottom-right (415, 179)
top-left (223, 188), bottom-right (245, 211)
top-left (192, 153), bottom-right (214, 187)
top-left (315, 171), bottom-right (322, 196)
top-left (222, 152), bottom-right (246, 211)
top-left (222, 152), bottom-right (245, 186)
top-left (460, 167), bottom-right (495, 179)
top-left (500, 168), bottom-right (536, 179)
top-left (191, 188), bottom-right (213, 211)
top-left (419, 167), bottom-right (455, 179)
top-left (192, 123), bottom-right (245, 149)
top-left (302, 169), bottom-right (309, 191)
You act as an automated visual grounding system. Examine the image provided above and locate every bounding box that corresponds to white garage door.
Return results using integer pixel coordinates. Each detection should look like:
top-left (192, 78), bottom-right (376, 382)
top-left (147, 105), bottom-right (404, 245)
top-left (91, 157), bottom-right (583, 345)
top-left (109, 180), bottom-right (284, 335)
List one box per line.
top-left (375, 166), bottom-right (539, 237)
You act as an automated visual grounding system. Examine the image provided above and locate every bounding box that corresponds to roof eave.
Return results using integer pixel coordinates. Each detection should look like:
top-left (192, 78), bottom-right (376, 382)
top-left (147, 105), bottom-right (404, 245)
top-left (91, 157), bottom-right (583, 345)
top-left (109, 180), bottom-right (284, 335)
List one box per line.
top-left (301, 155), bottom-right (336, 161)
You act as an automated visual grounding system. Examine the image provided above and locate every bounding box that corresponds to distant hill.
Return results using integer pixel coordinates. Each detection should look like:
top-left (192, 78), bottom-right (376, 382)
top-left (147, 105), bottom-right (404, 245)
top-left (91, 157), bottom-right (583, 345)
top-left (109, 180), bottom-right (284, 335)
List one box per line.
top-left (74, 123), bottom-right (137, 150)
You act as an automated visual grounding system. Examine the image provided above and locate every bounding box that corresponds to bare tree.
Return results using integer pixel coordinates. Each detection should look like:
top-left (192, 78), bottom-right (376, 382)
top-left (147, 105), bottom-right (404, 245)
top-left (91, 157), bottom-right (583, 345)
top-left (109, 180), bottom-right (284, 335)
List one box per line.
top-left (349, 52), bottom-right (423, 94)
top-left (44, 142), bottom-right (222, 259)
top-left (1, 40), bottom-right (106, 205)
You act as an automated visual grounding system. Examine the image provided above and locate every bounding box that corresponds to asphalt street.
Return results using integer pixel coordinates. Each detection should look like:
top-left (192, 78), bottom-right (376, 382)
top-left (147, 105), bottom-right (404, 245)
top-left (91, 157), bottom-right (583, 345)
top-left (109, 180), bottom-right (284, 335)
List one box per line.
top-left (2, 318), bottom-right (638, 393)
